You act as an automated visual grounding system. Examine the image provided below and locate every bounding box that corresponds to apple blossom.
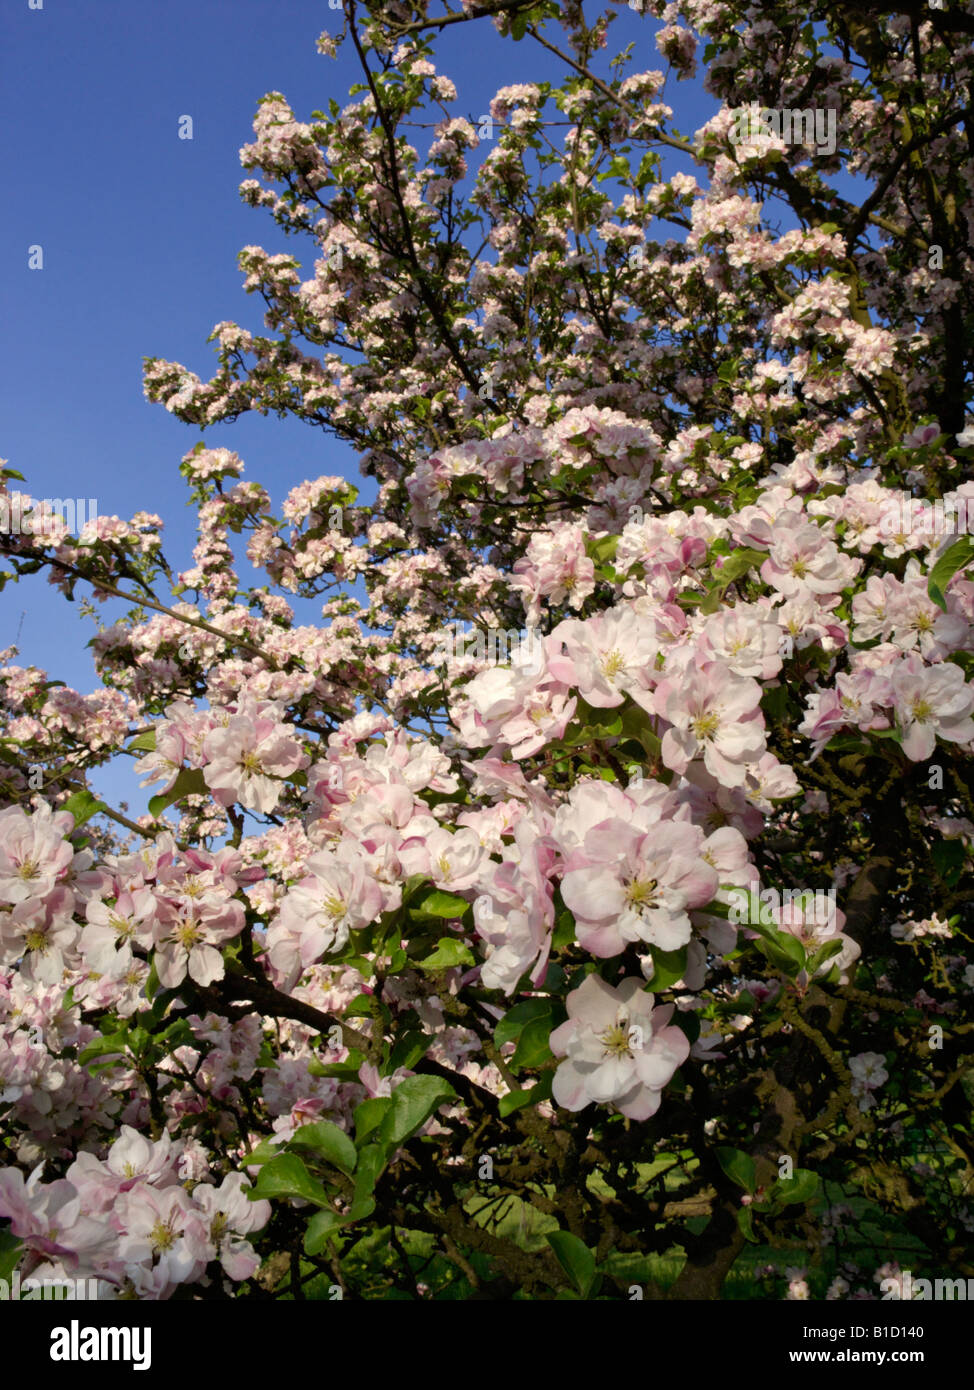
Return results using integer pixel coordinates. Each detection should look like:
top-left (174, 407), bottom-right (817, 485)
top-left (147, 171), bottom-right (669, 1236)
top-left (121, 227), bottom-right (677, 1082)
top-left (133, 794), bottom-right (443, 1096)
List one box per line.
top-left (549, 975), bottom-right (690, 1120)
top-left (0, 0), bottom-right (969, 1306)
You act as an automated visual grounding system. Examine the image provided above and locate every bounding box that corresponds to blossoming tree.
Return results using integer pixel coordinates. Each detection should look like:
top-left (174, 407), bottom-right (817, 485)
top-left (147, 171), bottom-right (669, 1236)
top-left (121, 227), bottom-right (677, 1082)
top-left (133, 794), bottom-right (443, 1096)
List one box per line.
top-left (1, 0), bottom-right (973, 1301)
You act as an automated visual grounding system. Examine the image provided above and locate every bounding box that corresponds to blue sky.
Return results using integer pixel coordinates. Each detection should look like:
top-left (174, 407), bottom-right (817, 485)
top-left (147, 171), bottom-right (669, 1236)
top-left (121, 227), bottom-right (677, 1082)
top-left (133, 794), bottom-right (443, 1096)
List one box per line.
top-left (0, 1), bottom-right (716, 816)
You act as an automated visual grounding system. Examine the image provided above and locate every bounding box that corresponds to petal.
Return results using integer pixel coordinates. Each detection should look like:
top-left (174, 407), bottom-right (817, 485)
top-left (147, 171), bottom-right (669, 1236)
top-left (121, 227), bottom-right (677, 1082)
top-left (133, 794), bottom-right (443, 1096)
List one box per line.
top-left (551, 1061), bottom-right (590, 1112)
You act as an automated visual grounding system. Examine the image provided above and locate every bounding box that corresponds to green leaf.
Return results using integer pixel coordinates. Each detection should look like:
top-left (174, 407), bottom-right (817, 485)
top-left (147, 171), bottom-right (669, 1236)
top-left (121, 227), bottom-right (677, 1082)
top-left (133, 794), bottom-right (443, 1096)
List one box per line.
top-left (144, 957), bottom-right (161, 1002)
top-left (587, 534), bottom-right (620, 564)
top-left (303, 1198), bottom-right (376, 1255)
top-left (302, 1208), bottom-right (345, 1254)
top-left (0, 1230), bottom-right (23, 1283)
top-left (587, 712), bottom-right (623, 738)
top-left (634, 151), bottom-right (657, 192)
top-left (352, 1143), bottom-right (387, 1207)
top-left (511, 1014), bottom-right (554, 1070)
top-left (643, 947), bottom-right (688, 992)
top-left (758, 929), bottom-right (807, 977)
top-left (377, 1075), bottom-right (457, 1147)
top-left (411, 889), bottom-right (470, 919)
top-left (387, 1032), bottom-right (430, 1073)
top-left (761, 683), bottom-right (790, 720)
top-left (386, 944), bottom-right (407, 973)
top-left (551, 907), bottom-right (575, 951)
top-left (308, 1048), bottom-right (366, 1080)
top-left (127, 729), bottom-right (157, 753)
top-left (546, 1231), bottom-right (598, 1297)
top-left (619, 703), bottom-right (661, 759)
top-left (126, 1025), bottom-right (150, 1058)
top-left (932, 837), bottom-right (966, 888)
top-left (715, 1146), bottom-right (757, 1194)
top-left (78, 1032), bottom-right (129, 1067)
top-left (498, 1073), bottom-right (552, 1118)
top-left (673, 1010), bottom-right (700, 1045)
top-left (154, 1018), bottom-right (195, 1051)
top-left (241, 1136), bottom-right (283, 1167)
top-left (737, 1206), bottom-right (759, 1242)
top-left (60, 789), bottom-right (107, 829)
top-left (494, 998), bottom-right (553, 1049)
top-left (605, 154), bottom-right (632, 182)
top-left (715, 545), bottom-right (765, 587)
top-left (288, 1121), bottom-right (357, 1176)
top-left (805, 939), bottom-right (845, 975)
top-left (147, 766), bottom-right (208, 818)
top-left (353, 1097), bottom-right (392, 1145)
top-left (343, 992), bottom-right (377, 1019)
top-left (772, 1168), bottom-right (821, 1207)
top-left (249, 1153), bottom-right (331, 1208)
top-left (400, 872), bottom-right (431, 906)
top-left (416, 937), bottom-right (476, 971)
top-left (927, 536), bottom-right (974, 612)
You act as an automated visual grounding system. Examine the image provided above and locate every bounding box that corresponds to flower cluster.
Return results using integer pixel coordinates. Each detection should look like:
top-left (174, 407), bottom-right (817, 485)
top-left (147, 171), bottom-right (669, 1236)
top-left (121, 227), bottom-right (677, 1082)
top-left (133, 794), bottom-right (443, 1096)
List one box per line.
top-left (0, 1128), bottom-right (269, 1297)
top-left (2, 0), bottom-right (972, 1304)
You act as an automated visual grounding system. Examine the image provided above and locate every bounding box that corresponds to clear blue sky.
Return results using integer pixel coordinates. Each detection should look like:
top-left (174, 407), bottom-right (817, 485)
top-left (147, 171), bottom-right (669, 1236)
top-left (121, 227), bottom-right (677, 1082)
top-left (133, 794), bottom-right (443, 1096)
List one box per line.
top-left (0, 1), bottom-right (715, 815)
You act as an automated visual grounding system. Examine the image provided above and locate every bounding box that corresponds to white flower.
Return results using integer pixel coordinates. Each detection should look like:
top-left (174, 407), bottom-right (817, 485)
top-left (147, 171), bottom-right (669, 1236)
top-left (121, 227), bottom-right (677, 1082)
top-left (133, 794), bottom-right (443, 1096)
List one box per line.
top-left (844, 1045), bottom-right (883, 1112)
top-left (849, 1051), bottom-right (888, 1090)
top-left (549, 974), bottom-right (689, 1121)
